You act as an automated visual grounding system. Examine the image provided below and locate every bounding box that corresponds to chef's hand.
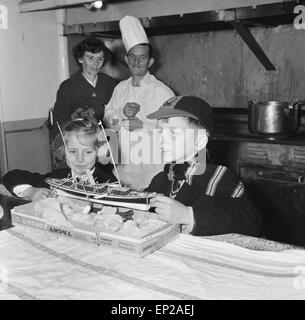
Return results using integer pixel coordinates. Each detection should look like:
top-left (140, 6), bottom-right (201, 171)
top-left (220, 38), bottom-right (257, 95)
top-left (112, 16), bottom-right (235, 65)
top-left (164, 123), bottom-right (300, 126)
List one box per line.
top-left (123, 102), bottom-right (140, 118)
top-left (149, 194), bottom-right (192, 225)
top-left (121, 117), bottom-right (143, 131)
top-left (20, 187), bottom-right (52, 202)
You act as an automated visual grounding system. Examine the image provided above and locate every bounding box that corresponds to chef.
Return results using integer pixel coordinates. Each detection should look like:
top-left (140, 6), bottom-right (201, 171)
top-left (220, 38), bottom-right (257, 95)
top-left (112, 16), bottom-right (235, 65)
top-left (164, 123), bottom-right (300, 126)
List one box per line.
top-left (103, 15), bottom-right (175, 189)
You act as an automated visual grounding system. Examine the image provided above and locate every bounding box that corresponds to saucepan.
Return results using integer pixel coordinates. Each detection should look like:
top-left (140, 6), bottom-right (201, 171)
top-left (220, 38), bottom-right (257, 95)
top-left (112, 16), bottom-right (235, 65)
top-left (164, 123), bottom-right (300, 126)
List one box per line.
top-left (248, 100), bottom-right (305, 138)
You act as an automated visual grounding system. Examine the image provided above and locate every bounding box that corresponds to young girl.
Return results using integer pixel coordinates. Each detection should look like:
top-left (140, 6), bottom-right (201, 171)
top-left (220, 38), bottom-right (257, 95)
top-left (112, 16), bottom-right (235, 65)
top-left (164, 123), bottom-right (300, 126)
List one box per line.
top-left (2, 116), bottom-right (116, 202)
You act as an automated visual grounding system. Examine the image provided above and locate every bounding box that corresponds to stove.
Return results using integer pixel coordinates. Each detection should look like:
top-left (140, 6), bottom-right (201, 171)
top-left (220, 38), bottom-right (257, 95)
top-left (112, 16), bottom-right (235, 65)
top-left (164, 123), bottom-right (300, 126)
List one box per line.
top-left (209, 108), bottom-right (305, 247)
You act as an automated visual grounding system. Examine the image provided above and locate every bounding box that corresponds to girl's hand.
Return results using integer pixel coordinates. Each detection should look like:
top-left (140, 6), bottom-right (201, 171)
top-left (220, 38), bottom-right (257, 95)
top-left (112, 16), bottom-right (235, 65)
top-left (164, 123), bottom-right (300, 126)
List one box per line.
top-left (21, 187), bottom-right (52, 202)
top-left (149, 194), bottom-right (192, 225)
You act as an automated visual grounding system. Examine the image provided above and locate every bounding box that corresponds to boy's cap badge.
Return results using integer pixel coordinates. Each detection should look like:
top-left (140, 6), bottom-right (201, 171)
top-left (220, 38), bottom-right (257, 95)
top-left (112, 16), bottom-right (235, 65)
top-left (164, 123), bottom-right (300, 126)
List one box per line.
top-left (162, 96), bottom-right (183, 108)
top-left (147, 95), bottom-right (214, 137)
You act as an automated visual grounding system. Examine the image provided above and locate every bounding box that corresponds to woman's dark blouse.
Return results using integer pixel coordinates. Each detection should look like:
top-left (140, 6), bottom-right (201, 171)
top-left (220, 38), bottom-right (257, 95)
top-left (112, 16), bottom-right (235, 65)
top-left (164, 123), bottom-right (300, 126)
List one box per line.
top-left (52, 70), bottom-right (117, 138)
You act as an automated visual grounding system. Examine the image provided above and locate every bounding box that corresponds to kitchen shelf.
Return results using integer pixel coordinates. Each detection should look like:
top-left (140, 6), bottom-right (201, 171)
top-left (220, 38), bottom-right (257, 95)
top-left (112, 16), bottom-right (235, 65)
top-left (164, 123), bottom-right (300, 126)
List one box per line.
top-left (213, 132), bottom-right (305, 146)
top-left (64, 1), bottom-right (298, 36)
top-left (62, 1), bottom-right (300, 71)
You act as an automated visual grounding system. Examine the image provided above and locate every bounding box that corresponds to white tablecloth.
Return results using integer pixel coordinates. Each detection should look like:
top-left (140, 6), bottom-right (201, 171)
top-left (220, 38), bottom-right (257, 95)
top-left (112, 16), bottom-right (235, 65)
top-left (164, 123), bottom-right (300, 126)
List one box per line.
top-left (1, 224), bottom-right (305, 300)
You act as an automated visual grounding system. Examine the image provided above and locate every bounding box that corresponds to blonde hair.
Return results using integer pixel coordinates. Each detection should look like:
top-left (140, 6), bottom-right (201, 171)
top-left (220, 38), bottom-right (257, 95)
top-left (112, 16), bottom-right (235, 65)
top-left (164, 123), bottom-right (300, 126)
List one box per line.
top-left (53, 117), bottom-right (101, 163)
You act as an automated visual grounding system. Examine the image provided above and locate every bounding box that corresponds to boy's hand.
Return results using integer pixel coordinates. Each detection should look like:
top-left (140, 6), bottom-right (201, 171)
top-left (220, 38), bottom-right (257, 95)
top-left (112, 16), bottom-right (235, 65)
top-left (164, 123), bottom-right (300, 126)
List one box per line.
top-left (21, 187), bottom-right (52, 202)
top-left (149, 194), bottom-right (192, 225)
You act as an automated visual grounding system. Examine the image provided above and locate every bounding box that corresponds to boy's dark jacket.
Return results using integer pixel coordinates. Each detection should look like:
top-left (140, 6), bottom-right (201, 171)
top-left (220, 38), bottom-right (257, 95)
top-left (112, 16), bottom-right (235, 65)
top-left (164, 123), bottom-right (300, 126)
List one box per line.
top-left (145, 162), bottom-right (262, 237)
top-left (2, 163), bottom-right (116, 195)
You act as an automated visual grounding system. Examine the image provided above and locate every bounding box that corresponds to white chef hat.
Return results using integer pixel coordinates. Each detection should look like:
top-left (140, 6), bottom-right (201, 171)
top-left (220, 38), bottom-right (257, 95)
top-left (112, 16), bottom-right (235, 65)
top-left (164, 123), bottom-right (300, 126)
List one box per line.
top-left (119, 15), bottom-right (149, 53)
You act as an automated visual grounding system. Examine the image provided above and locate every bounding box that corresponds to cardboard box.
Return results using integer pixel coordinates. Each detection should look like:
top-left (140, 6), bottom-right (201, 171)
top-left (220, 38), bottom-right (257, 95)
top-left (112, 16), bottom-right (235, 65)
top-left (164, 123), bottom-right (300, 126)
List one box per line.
top-left (11, 202), bottom-right (180, 257)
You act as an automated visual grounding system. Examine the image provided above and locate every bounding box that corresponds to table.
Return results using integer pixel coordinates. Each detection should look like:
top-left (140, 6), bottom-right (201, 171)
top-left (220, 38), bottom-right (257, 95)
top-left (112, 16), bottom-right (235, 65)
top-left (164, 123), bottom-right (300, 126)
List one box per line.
top-left (1, 223), bottom-right (305, 300)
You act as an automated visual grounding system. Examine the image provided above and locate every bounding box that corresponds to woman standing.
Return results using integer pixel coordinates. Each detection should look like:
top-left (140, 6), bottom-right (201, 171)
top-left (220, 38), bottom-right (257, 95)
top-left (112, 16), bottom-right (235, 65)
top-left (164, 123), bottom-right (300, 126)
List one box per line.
top-left (52, 37), bottom-right (118, 139)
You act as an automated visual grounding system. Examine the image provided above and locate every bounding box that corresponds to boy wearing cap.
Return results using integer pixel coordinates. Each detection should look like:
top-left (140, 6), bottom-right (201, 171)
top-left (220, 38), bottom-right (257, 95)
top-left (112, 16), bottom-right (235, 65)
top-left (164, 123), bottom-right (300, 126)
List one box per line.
top-left (147, 96), bottom-right (262, 236)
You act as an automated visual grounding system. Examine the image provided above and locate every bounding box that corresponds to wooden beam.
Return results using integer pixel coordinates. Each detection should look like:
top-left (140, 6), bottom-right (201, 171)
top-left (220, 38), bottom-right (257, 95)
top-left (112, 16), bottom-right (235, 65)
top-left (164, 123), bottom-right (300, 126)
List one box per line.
top-left (19, 0), bottom-right (92, 12)
top-left (232, 20), bottom-right (275, 71)
top-left (64, 1), bottom-right (296, 36)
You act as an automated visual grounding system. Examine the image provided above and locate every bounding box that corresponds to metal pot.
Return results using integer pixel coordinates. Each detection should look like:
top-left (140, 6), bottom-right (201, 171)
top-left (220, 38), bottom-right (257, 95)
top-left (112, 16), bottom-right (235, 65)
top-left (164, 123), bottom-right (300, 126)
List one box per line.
top-left (248, 100), bottom-right (305, 137)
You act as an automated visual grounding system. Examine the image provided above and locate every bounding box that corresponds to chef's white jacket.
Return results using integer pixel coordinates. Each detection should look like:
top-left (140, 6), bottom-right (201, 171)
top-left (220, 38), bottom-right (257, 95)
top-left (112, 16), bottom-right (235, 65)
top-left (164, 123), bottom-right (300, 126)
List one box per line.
top-left (104, 71), bottom-right (174, 130)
